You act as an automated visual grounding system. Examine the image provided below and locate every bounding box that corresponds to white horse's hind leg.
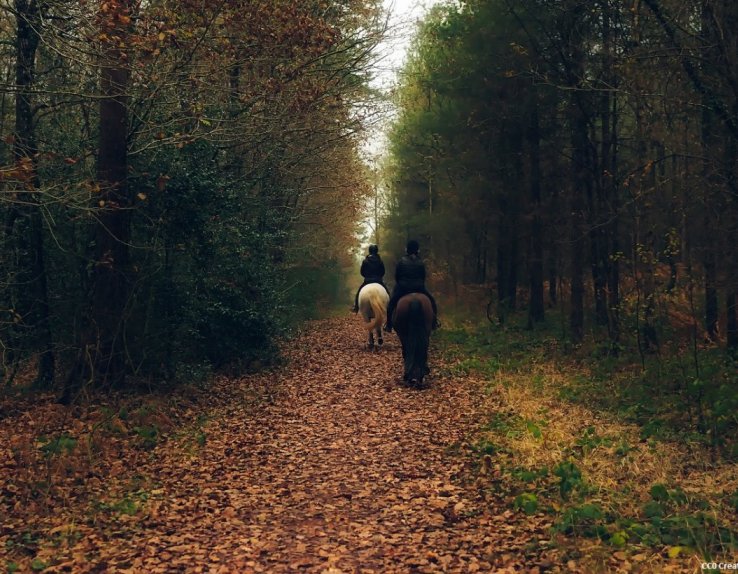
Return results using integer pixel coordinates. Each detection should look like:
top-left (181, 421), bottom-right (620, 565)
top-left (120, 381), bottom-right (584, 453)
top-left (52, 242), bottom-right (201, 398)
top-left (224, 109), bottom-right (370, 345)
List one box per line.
top-left (377, 327), bottom-right (384, 347)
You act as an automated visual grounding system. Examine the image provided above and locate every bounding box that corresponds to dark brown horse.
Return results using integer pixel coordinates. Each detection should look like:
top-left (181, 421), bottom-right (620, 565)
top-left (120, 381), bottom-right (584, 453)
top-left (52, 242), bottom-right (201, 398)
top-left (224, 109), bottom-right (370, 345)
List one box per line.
top-left (392, 293), bottom-right (433, 387)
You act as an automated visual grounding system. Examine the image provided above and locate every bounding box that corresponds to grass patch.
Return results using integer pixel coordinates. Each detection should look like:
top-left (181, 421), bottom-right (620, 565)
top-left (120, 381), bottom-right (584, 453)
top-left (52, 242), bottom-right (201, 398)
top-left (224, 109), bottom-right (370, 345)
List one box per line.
top-left (441, 312), bottom-right (738, 567)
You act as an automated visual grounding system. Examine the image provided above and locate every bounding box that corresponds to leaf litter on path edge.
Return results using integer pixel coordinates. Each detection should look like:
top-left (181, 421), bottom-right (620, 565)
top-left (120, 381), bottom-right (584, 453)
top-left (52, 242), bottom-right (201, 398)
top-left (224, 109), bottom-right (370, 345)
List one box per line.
top-left (2, 316), bottom-right (566, 573)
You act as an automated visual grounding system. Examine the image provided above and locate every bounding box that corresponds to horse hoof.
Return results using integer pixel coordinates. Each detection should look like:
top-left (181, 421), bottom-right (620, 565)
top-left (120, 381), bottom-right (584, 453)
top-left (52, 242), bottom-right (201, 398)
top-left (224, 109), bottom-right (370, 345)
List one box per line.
top-left (378, 338), bottom-right (384, 346)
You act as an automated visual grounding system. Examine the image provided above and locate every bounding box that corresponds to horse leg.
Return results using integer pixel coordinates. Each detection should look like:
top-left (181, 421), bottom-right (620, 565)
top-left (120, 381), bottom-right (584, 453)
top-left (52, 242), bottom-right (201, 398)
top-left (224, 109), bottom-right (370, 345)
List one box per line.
top-left (368, 331), bottom-right (374, 351)
top-left (377, 326), bottom-right (384, 347)
top-left (400, 339), bottom-right (411, 383)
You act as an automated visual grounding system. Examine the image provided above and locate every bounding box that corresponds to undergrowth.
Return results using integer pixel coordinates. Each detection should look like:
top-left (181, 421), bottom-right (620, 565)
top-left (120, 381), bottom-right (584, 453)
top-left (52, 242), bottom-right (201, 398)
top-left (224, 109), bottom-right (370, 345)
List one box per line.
top-left (437, 310), bottom-right (738, 455)
top-left (437, 311), bottom-right (738, 568)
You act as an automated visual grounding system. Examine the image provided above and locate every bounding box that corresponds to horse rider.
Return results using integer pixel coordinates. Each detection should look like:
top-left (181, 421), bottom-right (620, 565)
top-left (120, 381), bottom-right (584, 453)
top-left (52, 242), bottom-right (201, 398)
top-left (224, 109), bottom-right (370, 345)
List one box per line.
top-left (384, 239), bottom-right (439, 332)
top-left (352, 244), bottom-right (390, 313)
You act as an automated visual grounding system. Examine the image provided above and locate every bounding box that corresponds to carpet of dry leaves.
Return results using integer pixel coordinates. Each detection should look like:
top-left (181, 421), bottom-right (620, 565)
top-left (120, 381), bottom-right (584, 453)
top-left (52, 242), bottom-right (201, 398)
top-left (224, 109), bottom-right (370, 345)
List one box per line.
top-left (5, 315), bottom-right (720, 574)
top-left (1, 316), bottom-right (571, 573)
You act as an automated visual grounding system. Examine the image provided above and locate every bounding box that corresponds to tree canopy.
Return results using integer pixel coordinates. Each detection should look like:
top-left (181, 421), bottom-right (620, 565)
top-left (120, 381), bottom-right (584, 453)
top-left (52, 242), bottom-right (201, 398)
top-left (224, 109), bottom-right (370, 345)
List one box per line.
top-left (386, 0), bottom-right (738, 349)
top-left (0, 0), bottom-right (385, 393)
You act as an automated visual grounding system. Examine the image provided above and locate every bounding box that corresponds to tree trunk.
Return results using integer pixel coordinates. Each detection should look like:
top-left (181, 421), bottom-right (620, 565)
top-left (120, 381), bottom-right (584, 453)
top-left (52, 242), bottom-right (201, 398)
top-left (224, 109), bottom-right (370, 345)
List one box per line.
top-left (726, 104), bottom-right (738, 352)
top-left (566, 11), bottom-right (588, 344)
top-left (601, 1), bottom-right (620, 352)
top-left (12, 0), bottom-right (55, 387)
top-left (569, 116), bottom-right (586, 344)
top-left (700, 4), bottom-right (720, 342)
top-left (527, 101), bottom-right (545, 326)
top-left (496, 198), bottom-right (510, 322)
top-left (93, 2), bottom-right (133, 381)
top-left (727, 291), bottom-right (738, 352)
top-left (63, 0), bottom-right (133, 401)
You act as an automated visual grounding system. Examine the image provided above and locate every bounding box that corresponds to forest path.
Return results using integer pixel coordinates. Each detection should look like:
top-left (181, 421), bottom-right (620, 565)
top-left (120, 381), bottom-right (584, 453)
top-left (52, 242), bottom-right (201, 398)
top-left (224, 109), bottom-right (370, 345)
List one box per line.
top-left (102, 316), bottom-right (551, 573)
top-left (1, 316), bottom-right (562, 573)
top-left (2, 316), bottom-right (720, 573)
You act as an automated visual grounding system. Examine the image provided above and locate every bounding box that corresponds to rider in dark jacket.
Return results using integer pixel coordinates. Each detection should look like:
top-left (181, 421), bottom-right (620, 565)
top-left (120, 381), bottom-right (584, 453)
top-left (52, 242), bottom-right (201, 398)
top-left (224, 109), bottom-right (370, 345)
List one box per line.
top-left (385, 239), bottom-right (438, 332)
top-left (352, 244), bottom-right (390, 313)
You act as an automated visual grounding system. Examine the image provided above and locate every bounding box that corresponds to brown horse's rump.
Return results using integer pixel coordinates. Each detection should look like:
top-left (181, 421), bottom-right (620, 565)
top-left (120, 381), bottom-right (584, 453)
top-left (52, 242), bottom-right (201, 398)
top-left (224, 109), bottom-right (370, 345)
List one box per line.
top-left (393, 293), bottom-right (433, 331)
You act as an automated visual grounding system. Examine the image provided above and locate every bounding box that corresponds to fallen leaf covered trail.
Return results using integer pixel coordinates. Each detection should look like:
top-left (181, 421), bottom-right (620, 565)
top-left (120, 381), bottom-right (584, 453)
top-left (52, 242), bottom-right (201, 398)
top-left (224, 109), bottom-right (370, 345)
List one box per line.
top-left (112, 317), bottom-right (549, 573)
top-left (124, 318), bottom-right (486, 572)
top-left (1, 316), bottom-right (556, 573)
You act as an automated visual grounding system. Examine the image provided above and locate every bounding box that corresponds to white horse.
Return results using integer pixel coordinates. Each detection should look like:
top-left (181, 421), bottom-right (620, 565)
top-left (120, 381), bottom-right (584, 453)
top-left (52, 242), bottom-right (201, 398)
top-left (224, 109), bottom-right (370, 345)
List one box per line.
top-left (358, 283), bottom-right (389, 351)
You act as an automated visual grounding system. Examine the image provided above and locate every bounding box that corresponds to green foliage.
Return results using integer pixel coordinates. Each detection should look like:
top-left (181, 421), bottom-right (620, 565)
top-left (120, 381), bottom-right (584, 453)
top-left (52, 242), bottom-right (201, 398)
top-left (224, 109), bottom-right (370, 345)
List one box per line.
top-left (649, 483), bottom-right (688, 507)
top-left (470, 439), bottom-right (501, 456)
top-left (385, 0), bottom-right (539, 275)
top-left (384, 0), bottom-right (738, 454)
top-left (126, 141), bottom-right (286, 377)
top-left (133, 425), bottom-right (159, 450)
top-left (510, 466), bottom-right (549, 484)
top-left (554, 503), bottom-right (607, 539)
top-left (553, 460), bottom-right (583, 500)
top-left (574, 426), bottom-right (613, 455)
top-left (479, 412), bottom-right (548, 444)
top-left (609, 530), bottom-right (628, 547)
top-left (449, 356), bottom-right (501, 377)
top-left (437, 323), bottom-right (549, 374)
top-left (728, 489), bottom-right (738, 512)
top-left (97, 497), bottom-right (139, 516)
top-left (442, 318), bottom-right (738, 558)
top-left (95, 488), bottom-right (151, 518)
top-left (649, 483), bottom-right (670, 502)
top-left (643, 500), bottom-right (666, 519)
top-left (0, 0), bottom-right (379, 393)
top-left (514, 492), bottom-right (539, 515)
top-left (481, 413), bottom-right (522, 436)
top-left (620, 520), bottom-right (662, 547)
top-left (37, 434), bottom-right (77, 458)
top-left (555, 340), bottom-right (738, 450)
top-left (651, 513), bottom-right (735, 551)
top-left (614, 439), bottom-right (632, 457)
top-left (526, 420), bottom-right (543, 440)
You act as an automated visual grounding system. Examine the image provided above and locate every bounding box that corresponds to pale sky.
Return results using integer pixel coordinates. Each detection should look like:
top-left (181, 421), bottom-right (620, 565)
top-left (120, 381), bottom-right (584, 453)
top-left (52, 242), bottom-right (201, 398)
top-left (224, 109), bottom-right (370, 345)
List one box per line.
top-left (372, 0), bottom-right (436, 90)
top-left (363, 0), bottom-right (440, 160)
top-left (357, 0), bottom-right (441, 247)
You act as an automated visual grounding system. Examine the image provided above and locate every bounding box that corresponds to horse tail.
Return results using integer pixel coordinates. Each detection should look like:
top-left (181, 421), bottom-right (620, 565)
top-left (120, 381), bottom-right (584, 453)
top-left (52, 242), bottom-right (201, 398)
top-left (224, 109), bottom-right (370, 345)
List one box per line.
top-left (405, 298), bottom-right (429, 379)
top-left (365, 289), bottom-right (386, 332)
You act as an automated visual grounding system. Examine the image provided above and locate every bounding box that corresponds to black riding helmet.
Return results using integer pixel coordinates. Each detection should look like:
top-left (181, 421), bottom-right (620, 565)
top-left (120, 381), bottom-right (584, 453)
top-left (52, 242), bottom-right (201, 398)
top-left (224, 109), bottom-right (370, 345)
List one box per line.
top-left (368, 244), bottom-right (379, 254)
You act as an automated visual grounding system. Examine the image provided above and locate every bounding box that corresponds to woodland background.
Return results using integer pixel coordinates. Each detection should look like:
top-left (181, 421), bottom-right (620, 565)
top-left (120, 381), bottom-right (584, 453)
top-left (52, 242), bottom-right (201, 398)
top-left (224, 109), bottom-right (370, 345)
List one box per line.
top-left (1, 0), bottom-right (383, 401)
top-left (3, 0), bottom-right (738, 570)
top-left (2, 0), bottom-right (738, 448)
top-left (382, 0), bottom-right (738, 452)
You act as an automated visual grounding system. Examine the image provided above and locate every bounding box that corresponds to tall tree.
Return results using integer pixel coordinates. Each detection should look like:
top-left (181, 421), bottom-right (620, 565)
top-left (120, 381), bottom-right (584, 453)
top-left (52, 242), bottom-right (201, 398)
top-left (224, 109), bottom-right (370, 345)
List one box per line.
top-left (8, 0), bottom-right (54, 385)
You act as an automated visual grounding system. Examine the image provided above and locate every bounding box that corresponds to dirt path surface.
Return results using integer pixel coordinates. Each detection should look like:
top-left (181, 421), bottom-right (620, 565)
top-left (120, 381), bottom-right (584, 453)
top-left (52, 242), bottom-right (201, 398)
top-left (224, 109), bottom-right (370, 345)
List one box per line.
top-left (2, 317), bottom-right (556, 573)
top-left (122, 317), bottom-right (552, 573)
